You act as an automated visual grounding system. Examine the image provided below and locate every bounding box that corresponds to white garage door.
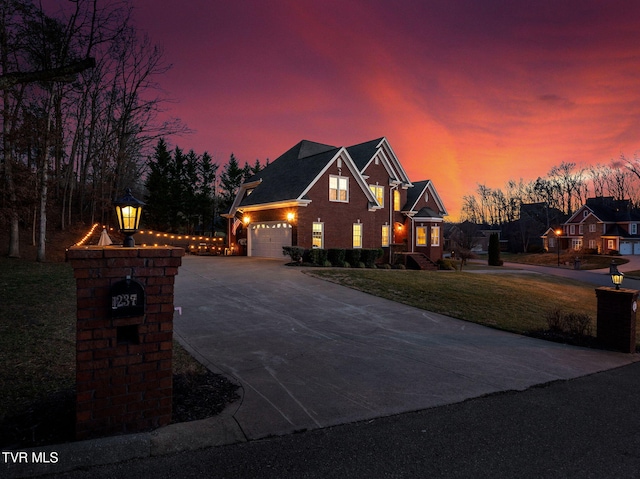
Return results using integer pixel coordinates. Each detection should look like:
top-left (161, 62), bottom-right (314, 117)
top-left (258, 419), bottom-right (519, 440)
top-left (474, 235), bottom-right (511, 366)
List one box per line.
top-left (634, 242), bottom-right (640, 255)
top-left (248, 221), bottom-right (292, 258)
top-left (620, 241), bottom-right (632, 255)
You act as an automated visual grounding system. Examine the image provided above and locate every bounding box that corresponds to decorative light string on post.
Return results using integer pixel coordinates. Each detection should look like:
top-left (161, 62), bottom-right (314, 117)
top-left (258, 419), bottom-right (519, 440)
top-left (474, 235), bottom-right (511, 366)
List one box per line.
top-left (114, 188), bottom-right (145, 247)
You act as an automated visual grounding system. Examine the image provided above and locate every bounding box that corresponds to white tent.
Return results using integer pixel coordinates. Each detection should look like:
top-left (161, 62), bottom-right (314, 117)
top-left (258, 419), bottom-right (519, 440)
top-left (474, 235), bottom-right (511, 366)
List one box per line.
top-left (98, 228), bottom-right (113, 246)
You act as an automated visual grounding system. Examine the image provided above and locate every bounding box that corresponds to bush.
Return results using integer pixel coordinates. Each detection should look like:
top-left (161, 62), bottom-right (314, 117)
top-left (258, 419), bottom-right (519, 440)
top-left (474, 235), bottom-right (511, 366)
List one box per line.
top-left (328, 248), bottom-right (346, 267)
top-left (360, 248), bottom-right (383, 268)
top-left (345, 249), bottom-right (361, 266)
top-left (526, 244), bottom-right (545, 254)
top-left (488, 233), bottom-right (502, 266)
top-left (283, 246), bottom-right (305, 262)
top-left (308, 248), bottom-right (328, 266)
top-left (545, 308), bottom-right (592, 336)
top-left (438, 259), bottom-right (457, 271)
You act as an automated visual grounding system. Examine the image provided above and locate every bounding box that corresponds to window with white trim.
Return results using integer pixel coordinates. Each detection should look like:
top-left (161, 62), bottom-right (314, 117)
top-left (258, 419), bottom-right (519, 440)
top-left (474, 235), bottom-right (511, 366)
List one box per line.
top-left (589, 240), bottom-right (596, 249)
top-left (369, 184), bottom-right (384, 207)
top-left (579, 224), bottom-right (583, 234)
top-left (416, 226), bottom-right (427, 246)
top-left (572, 238), bottom-right (583, 250)
top-left (608, 239), bottom-right (615, 250)
top-left (570, 224), bottom-right (575, 235)
top-left (381, 224), bottom-right (390, 247)
top-left (329, 175), bottom-right (348, 202)
top-left (431, 225), bottom-right (440, 246)
top-left (312, 222), bottom-right (324, 249)
top-left (632, 223), bottom-right (638, 235)
top-left (353, 223), bottom-right (363, 248)
top-left (393, 190), bottom-right (401, 211)
top-left (589, 223), bottom-right (596, 233)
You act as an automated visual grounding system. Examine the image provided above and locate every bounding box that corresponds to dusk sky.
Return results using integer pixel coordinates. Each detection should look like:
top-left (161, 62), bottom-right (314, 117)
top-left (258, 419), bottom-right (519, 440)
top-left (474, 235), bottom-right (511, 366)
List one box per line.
top-left (132, 0), bottom-right (640, 220)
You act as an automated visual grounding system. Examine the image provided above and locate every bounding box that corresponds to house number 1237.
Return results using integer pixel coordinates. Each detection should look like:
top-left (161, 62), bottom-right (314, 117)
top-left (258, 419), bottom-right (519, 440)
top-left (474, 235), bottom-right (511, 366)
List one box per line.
top-left (112, 294), bottom-right (138, 309)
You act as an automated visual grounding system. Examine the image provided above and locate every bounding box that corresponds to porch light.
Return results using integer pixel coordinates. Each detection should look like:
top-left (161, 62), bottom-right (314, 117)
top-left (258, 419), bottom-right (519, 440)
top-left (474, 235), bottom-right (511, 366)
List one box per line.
top-left (243, 215), bottom-right (250, 225)
top-left (114, 188), bottom-right (145, 247)
top-left (610, 262), bottom-right (624, 290)
top-left (286, 212), bottom-right (295, 222)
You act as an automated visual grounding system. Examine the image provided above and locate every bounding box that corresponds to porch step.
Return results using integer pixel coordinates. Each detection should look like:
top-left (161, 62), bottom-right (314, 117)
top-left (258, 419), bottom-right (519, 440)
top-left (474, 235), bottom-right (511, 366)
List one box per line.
top-left (402, 253), bottom-right (438, 271)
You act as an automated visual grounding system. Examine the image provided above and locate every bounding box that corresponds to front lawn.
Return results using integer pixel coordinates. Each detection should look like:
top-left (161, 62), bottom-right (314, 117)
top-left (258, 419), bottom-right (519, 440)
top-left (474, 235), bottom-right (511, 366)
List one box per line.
top-left (305, 268), bottom-right (598, 335)
top-left (502, 252), bottom-right (627, 270)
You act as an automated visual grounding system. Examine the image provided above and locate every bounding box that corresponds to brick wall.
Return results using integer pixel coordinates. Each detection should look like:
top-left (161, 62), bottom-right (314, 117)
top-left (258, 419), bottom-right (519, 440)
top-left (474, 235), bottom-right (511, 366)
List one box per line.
top-left (67, 245), bottom-right (184, 440)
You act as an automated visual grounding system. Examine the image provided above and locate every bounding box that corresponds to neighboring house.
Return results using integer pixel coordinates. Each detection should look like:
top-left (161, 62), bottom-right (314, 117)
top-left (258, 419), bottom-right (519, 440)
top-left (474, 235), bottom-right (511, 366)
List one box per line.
top-left (542, 197), bottom-right (640, 255)
top-left (223, 138), bottom-right (447, 263)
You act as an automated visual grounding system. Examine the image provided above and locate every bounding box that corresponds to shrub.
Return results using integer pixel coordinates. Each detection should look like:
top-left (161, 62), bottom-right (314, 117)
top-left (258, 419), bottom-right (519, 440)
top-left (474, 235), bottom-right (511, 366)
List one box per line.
top-left (360, 248), bottom-right (383, 268)
top-left (438, 259), bottom-right (457, 271)
top-left (323, 260), bottom-right (333, 267)
top-left (345, 249), bottom-right (361, 266)
top-left (308, 248), bottom-right (328, 266)
top-left (488, 233), bottom-right (502, 266)
top-left (328, 248), bottom-right (346, 267)
top-left (545, 308), bottom-right (592, 336)
top-left (282, 246), bottom-right (305, 263)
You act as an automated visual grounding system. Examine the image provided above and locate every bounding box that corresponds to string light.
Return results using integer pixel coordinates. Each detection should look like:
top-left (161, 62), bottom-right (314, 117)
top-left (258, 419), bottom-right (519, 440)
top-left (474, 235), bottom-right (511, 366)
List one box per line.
top-left (74, 223), bottom-right (100, 246)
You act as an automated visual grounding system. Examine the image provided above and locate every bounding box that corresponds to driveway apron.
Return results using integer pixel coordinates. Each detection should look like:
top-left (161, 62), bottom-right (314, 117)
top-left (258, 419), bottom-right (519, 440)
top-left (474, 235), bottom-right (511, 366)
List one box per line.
top-left (173, 256), bottom-right (637, 440)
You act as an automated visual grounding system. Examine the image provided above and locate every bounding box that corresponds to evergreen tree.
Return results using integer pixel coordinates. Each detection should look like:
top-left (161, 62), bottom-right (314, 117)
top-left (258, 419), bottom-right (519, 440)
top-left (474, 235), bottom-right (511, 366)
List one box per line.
top-left (219, 153), bottom-right (245, 212)
top-left (144, 139), bottom-right (173, 230)
top-left (488, 233), bottom-right (503, 266)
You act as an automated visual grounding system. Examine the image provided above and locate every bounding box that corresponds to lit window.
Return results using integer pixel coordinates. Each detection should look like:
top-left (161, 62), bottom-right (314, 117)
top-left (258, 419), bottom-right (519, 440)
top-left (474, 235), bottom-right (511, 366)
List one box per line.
top-left (393, 190), bottom-right (401, 211)
top-left (312, 222), bottom-right (324, 249)
top-left (382, 225), bottom-right (390, 247)
top-left (589, 240), bottom-right (596, 249)
top-left (329, 175), bottom-right (348, 202)
top-left (369, 185), bottom-right (384, 207)
top-left (608, 239), bottom-right (615, 250)
top-left (353, 223), bottom-right (363, 248)
top-left (431, 225), bottom-right (440, 246)
top-left (573, 239), bottom-right (583, 250)
top-left (416, 226), bottom-right (427, 246)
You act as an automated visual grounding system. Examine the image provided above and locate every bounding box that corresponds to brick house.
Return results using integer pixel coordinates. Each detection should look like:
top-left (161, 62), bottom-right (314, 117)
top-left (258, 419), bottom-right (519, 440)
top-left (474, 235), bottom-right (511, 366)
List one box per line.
top-left (542, 197), bottom-right (640, 255)
top-left (223, 138), bottom-right (447, 264)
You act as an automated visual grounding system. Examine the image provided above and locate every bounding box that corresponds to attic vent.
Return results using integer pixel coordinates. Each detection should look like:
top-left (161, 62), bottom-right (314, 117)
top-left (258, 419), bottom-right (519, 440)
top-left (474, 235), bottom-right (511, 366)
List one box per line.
top-left (337, 157), bottom-right (342, 168)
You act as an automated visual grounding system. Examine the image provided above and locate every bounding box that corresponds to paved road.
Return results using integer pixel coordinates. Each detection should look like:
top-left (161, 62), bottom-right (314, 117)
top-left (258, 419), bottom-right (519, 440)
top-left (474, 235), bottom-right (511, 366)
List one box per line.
top-left (172, 256), bottom-right (637, 442)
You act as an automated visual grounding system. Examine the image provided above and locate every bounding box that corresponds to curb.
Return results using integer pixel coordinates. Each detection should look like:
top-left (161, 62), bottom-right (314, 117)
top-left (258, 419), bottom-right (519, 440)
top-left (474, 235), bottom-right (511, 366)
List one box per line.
top-left (1, 410), bottom-right (245, 478)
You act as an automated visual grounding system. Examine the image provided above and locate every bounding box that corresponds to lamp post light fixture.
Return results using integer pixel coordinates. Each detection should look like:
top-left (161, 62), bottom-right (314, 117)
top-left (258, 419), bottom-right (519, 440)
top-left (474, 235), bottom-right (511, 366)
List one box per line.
top-left (114, 188), bottom-right (145, 247)
top-left (555, 228), bottom-right (562, 267)
top-left (610, 261), bottom-right (624, 290)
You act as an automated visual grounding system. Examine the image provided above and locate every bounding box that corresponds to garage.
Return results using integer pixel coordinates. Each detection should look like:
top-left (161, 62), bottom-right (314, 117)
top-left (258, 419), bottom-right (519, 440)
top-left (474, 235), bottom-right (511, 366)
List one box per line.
top-left (248, 221), bottom-right (292, 258)
top-left (620, 241), bottom-right (633, 255)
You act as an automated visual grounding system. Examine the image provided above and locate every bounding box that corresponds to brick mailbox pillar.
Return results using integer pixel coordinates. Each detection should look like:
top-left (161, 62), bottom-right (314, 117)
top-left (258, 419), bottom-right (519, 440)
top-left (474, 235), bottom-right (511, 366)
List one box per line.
top-left (67, 245), bottom-right (184, 440)
top-left (595, 287), bottom-right (638, 354)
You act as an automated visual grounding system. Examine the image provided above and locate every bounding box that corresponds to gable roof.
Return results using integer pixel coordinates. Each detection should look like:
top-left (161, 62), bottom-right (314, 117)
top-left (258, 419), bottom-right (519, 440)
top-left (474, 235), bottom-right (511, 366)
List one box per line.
top-left (566, 197), bottom-right (640, 224)
top-left (346, 137), bottom-right (412, 186)
top-left (226, 140), bottom-right (380, 215)
top-left (403, 179), bottom-right (448, 218)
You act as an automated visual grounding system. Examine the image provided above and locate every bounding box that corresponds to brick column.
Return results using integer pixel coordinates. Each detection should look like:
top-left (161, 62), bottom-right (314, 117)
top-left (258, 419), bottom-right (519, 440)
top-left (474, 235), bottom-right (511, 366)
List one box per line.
top-left (67, 245), bottom-right (184, 440)
top-left (595, 287), bottom-right (638, 354)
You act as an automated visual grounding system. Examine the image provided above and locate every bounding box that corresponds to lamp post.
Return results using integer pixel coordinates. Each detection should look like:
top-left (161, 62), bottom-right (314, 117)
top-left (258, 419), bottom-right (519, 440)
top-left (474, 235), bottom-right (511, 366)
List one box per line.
top-left (555, 228), bottom-right (562, 267)
top-left (610, 261), bottom-right (624, 290)
top-left (113, 188), bottom-right (145, 247)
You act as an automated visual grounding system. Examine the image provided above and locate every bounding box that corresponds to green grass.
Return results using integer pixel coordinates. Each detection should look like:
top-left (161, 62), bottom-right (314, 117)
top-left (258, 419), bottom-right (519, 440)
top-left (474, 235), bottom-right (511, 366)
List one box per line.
top-left (0, 257), bottom-right (207, 422)
top-left (502, 252), bottom-right (627, 270)
top-left (0, 258), bottom-right (77, 419)
top-left (306, 269), bottom-right (597, 334)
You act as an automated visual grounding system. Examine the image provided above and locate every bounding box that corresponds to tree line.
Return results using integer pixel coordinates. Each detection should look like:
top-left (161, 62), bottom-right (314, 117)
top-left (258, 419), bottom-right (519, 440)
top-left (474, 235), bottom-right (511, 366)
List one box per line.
top-left (0, 0), bottom-right (186, 260)
top-left (461, 155), bottom-right (640, 226)
top-left (143, 138), bottom-right (266, 235)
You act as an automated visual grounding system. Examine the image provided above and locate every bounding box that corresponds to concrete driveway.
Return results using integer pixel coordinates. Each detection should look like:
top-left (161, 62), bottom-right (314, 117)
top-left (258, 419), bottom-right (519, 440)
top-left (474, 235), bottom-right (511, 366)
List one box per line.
top-left (173, 256), bottom-right (637, 441)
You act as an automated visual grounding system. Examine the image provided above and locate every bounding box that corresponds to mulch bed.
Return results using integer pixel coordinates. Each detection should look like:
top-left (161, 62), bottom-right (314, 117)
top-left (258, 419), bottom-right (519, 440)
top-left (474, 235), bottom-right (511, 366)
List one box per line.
top-left (0, 370), bottom-right (239, 449)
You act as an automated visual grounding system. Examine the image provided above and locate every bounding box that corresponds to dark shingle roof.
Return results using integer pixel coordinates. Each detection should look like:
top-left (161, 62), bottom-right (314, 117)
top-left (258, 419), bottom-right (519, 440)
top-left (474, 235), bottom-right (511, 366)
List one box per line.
top-left (239, 140), bottom-right (339, 207)
top-left (403, 180), bottom-right (430, 211)
top-left (346, 138), bottom-right (383, 171)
